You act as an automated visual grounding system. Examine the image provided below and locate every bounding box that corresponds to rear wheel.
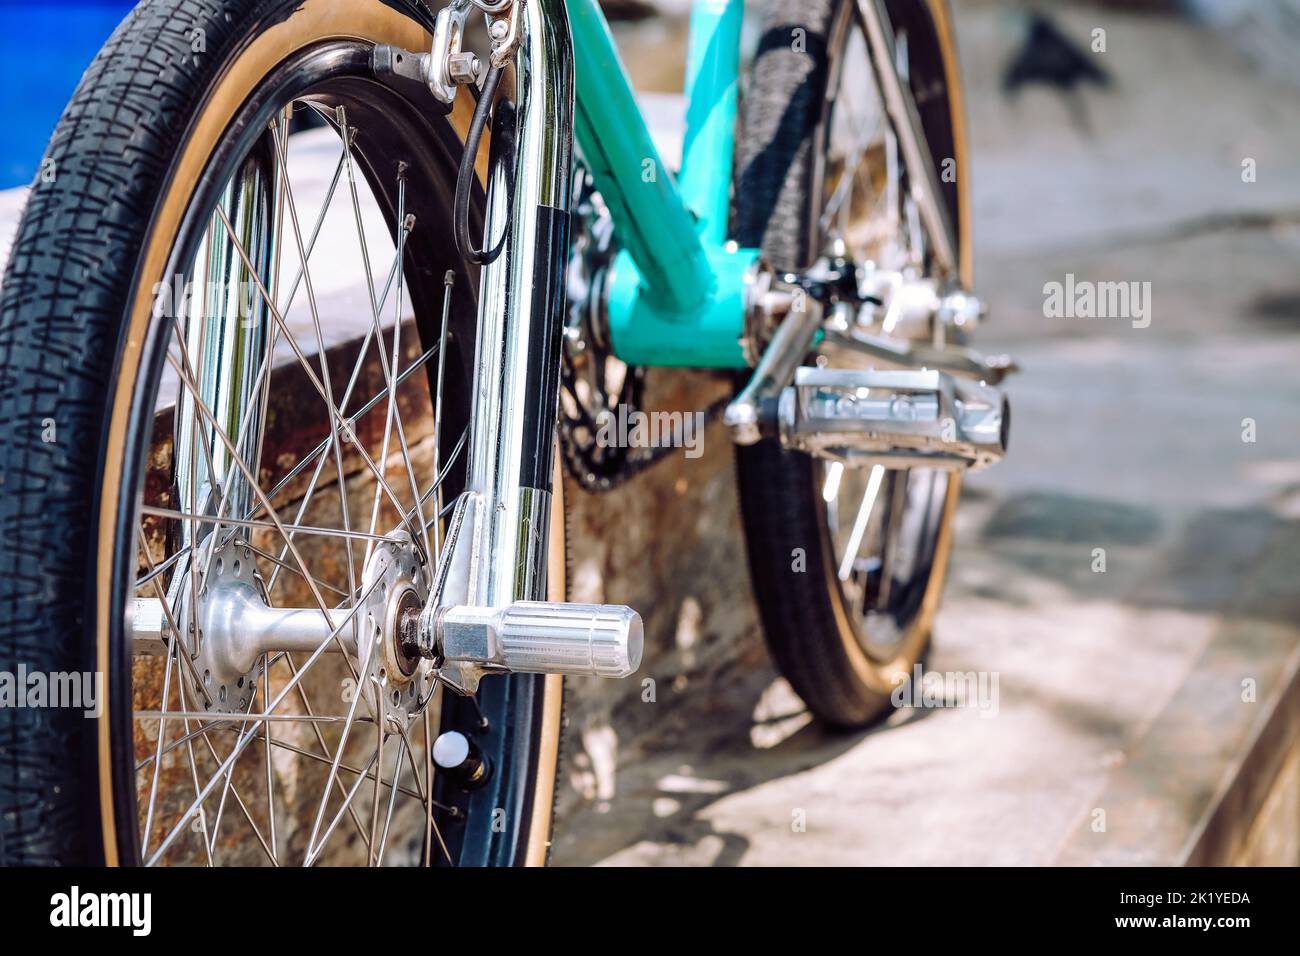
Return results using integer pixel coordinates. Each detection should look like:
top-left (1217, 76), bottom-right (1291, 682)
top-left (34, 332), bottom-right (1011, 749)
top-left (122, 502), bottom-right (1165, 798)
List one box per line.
top-left (0, 0), bottom-right (563, 866)
top-left (734, 0), bottom-right (969, 728)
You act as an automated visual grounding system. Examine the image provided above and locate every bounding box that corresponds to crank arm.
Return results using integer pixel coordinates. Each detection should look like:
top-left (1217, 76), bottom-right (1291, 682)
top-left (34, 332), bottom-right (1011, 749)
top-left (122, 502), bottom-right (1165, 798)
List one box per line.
top-left (823, 327), bottom-right (1019, 384)
top-left (725, 301), bottom-right (824, 445)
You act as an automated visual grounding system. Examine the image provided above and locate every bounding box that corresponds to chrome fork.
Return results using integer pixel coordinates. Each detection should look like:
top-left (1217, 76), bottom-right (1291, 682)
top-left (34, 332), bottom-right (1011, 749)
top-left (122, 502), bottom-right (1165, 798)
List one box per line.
top-left (463, 0), bottom-right (572, 610)
top-left (410, 0), bottom-right (642, 690)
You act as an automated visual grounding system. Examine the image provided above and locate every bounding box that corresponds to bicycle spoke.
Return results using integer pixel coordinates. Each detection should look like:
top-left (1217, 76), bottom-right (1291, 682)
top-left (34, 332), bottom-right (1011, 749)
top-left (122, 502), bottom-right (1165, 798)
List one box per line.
top-left (266, 117), bottom-right (360, 623)
top-left (135, 721), bottom-right (224, 773)
top-left (333, 109), bottom-right (430, 565)
top-left (253, 732), bottom-right (427, 804)
top-left (134, 529), bottom-right (220, 858)
top-left (430, 272), bottom-right (455, 555)
top-left (819, 115), bottom-right (883, 235)
top-left (134, 545), bottom-right (190, 590)
top-left (364, 168), bottom-right (433, 564)
top-left (367, 700), bottom-right (386, 865)
top-left (278, 653), bottom-right (375, 850)
top-left (238, 540), bottom-right (350, 598)
top-left (195, 719), bottom-right (278, 867)
top-left (304, 744), bottom-right (381, 867)
top-left (145, 576), bottom-right (381, 865)
top-left (249, 338), bottom-right (438, 526)
top-left (140, 601), bottom-right (176, 856)
top-left (142, 506), bottom-right (394, 545)
top-left (248, 230), bottom-right (410, 527)
top-left (174, 668), bottom-right (216, 867)
top-left (134, 710), bottom-right (350, 723)
top-left (258, 247), bottom-right (417, 598)
top-left (209, 203), bottom-right (425, 558)
top-left (302, 611), bottom-right (375, 858)
top-left (838, 464), bottom-right (885, 582)
top-left (373, 734), bottom-right (408, 866)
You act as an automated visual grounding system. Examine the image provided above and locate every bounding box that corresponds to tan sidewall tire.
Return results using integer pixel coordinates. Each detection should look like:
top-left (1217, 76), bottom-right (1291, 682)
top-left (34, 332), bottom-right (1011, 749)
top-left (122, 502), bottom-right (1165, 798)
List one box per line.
top-left (95, 0), bottom-right (562, 865)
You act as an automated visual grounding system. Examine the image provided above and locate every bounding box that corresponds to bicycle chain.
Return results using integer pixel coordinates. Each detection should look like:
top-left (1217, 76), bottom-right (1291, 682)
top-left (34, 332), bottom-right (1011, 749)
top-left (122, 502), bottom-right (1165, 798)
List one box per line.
top-left (557, 381), bottom-right (733, 493)
top-left (557, 160), bottom-right (736, 493)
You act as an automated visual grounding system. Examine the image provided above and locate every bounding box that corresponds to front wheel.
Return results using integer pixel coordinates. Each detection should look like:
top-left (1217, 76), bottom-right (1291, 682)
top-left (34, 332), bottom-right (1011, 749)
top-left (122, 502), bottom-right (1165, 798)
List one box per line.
top-left (733, 0), bottom-right (968, 728)
top-left (0, 0), bottom-right (563, 866)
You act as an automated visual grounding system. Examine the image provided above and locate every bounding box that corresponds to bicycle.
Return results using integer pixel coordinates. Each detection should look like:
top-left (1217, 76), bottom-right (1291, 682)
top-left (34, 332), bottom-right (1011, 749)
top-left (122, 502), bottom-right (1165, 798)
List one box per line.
top-left (0, 0), bottom-right (1010, 866)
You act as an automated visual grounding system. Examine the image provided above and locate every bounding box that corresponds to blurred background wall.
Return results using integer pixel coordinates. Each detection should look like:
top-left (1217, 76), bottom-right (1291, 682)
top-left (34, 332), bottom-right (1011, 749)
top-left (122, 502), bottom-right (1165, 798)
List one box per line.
top-left (0, 1), bottom-right (137, 187)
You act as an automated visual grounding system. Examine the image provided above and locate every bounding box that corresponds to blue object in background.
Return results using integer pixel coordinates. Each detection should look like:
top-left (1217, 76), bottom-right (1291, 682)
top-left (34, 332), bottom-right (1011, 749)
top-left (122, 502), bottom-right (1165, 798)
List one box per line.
top-left (0, 0), bottom-right (136, 188)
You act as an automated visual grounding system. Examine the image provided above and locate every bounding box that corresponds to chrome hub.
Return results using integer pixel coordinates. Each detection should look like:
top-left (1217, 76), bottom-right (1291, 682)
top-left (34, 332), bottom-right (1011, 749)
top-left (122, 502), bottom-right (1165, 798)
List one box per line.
top-left (355, 531), bottom-right (432, 733)
top-left (140, 532), bottom-right (435, 723)
top-left (132, 522), bottom-right (642, 711)
top-left (188, 537), bottom-right (270, 714)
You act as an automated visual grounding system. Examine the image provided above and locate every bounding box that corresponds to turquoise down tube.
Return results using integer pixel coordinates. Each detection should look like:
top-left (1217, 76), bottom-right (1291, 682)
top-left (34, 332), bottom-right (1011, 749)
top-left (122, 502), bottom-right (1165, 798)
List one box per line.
top-left (569, 0), bottom-right (759, 368)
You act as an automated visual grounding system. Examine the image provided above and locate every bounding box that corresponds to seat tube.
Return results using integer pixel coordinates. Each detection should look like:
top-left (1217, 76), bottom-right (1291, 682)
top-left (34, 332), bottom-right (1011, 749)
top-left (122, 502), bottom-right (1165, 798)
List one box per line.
top-left (467, 0), bottom-right (574, 608)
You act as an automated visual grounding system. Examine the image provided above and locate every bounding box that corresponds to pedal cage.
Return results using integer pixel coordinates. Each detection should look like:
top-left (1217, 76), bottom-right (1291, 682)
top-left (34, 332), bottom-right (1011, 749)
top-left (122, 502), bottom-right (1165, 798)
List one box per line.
top-left (778, 366), bottom-right (1008, 471)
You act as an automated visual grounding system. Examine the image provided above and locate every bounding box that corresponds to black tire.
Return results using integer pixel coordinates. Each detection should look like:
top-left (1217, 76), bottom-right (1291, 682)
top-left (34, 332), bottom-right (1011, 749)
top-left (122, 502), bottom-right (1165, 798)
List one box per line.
top-left (0, 0), bottom-right (564, 866)
top-left (733, 0), bottom-right (968, 729)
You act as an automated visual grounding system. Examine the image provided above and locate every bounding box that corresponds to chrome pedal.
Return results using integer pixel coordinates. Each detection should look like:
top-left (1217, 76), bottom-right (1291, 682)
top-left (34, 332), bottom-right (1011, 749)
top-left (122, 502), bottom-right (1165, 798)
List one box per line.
top-left (777, 366), bottom-right (1008, 471)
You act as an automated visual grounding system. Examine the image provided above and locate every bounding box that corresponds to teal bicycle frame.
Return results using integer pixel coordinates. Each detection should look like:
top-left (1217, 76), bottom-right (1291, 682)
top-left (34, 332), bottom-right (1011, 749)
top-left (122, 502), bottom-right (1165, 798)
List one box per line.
top-left (569, 0), bottom-right (757, 368)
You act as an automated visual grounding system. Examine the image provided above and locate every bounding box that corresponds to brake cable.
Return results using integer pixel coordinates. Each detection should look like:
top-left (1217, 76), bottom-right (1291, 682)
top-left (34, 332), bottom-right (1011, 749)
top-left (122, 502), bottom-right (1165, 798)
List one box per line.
top-left (454, 63), bottom-right (511, 265)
